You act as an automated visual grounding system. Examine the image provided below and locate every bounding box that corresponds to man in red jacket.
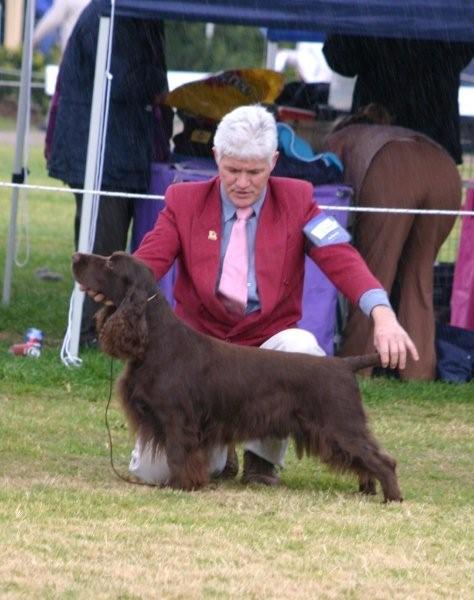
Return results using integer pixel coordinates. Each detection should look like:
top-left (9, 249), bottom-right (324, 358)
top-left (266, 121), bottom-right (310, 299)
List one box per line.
top-left (91, 105), bottom-right (418, 486)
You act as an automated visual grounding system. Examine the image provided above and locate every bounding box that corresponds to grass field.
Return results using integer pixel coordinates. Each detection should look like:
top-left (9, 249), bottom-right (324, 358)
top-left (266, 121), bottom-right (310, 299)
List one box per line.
top-left (0, 140), bottom-right (473, 599)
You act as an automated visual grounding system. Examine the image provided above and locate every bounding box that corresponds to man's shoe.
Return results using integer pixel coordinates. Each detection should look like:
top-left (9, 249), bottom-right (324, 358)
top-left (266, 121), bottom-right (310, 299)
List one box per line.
top-left (242, 450), bottom-right (280, 486)
top-left (213, 445), bottom-right (239, 480)
top-left (219, 445), bottom-right (239, 479)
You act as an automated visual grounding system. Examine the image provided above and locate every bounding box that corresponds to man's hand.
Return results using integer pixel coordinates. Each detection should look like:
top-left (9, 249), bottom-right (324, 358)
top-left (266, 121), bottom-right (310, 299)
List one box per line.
top-left (79, 284), bottom-right (114, 306)
top-left (371, 305), bottom-right (419, 370)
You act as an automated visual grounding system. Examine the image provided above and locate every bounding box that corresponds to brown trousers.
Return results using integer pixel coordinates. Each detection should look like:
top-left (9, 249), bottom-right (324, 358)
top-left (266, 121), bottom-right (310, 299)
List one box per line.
top-left (339, 140), bottom-right (462, 380)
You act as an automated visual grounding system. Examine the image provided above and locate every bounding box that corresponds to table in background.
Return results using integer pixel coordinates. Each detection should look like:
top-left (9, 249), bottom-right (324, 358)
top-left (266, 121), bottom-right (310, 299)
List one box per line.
top-left (132, 161), bottom-right (351, 355)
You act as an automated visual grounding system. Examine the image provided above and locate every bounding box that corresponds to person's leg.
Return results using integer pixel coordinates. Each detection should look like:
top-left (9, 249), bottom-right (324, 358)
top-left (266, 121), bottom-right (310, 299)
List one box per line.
top-left (129, 437), bottom-right (228, 486)
top-left (242, 329), bottom-right (325, 484)
top-left (340, 141), bottom-right (461, 381)
top-left (74, 192), bottom-right (82, 249)
top-left (339, 142), bottom-right (416, 371)
top-left (394, 216), bottom-right (443, 379)
top-left (395, 145), bottom-right (461, 379)
top-left (75, 192), bottom-right (134, 344)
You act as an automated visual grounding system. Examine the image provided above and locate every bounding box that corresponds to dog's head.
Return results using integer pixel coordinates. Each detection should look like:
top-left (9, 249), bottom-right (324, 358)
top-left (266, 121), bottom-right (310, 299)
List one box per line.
top-left (72, 251), bottom-right (156, 305)
top-left (72, 252), bottom-right (158, 360)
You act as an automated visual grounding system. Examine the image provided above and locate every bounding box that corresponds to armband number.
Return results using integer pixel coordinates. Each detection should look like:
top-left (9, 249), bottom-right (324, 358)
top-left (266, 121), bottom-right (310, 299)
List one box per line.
top-left (303, 213), bottom-right (351, 247)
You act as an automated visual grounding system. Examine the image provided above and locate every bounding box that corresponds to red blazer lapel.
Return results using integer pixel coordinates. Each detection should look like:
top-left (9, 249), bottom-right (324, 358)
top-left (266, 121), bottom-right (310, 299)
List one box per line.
top-left (254, 188), bottom-right (288, 315)
top-left (189, 179), bottom-right (239, 323)
top-left (189, 179), bottom-right (221, 296)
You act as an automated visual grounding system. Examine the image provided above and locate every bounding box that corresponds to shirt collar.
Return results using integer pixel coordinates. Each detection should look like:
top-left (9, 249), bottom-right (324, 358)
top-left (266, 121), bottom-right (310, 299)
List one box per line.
top-left (220, 182), bottom-right (266, 223)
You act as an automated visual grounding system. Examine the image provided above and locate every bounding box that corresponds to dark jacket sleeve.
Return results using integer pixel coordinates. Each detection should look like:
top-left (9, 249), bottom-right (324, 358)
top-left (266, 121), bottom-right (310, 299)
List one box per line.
top-left (109, 18), bottom-right (168, 104)
top-left (71, 8), bottom-right (168, 105)
top-left (323, 35), bottom-right (367, 77)
top-left (49, 0), bottom-right (169, 190)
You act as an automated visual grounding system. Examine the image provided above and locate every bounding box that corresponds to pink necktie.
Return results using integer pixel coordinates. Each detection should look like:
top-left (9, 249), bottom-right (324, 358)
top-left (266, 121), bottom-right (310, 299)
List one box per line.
top-left (218, 207), bottom-right (253, 313)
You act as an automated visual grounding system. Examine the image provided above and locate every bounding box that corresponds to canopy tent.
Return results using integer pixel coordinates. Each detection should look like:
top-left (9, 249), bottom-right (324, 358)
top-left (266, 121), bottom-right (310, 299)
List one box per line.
top-left (99, 0), bottom-right (474, 42)
top-left (3, 0), bottom-right (474, 363)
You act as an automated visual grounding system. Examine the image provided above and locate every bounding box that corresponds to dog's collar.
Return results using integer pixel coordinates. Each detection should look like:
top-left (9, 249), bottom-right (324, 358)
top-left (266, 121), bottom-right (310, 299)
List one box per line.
top-left (147, 293), bottom-right (158, 303)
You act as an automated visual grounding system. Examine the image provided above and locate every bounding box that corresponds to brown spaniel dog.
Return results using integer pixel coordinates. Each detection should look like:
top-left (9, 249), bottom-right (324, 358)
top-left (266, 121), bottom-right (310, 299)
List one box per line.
top-left (72, 251), bottom-right (402, 502)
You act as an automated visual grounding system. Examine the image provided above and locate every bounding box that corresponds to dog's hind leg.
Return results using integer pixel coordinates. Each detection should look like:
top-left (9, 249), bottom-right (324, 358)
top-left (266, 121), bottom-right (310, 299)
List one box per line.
top-left (318, 432), bottom-right (403, 502)
top-left (348, 444), bottom-right (402, 502)
top-left (358, 450), bottom-right (402, 503)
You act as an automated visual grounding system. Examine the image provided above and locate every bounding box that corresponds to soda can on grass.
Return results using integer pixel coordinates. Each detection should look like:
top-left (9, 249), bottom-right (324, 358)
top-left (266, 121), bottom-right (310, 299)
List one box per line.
top-left (9, 327), bottom-right (44, 358)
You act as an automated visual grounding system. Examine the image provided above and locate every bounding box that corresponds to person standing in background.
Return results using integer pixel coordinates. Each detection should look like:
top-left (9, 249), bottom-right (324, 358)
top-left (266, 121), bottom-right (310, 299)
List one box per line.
top-left (47, 0), bottom-right (170, 347)
top-left (33, 0), bottom-right (90, 56)
top-left (323, 35), bottom-right (474, 164)
top-left (34, 0), bottom-right (55, 54)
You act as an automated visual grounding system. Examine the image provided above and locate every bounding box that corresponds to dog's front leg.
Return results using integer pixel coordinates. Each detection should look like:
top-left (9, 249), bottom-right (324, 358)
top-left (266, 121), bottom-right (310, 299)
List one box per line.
top-left (165, 436), bottom-right (209, 491)
top-left (358, 472), bottom-right (377, 495)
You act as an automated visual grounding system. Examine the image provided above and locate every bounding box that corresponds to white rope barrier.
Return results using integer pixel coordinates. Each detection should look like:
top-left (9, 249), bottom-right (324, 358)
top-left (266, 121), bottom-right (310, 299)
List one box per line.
top-left (0, 80), bottom-right (45, 89)
top-left (1, 179), bottom-right (474, 216)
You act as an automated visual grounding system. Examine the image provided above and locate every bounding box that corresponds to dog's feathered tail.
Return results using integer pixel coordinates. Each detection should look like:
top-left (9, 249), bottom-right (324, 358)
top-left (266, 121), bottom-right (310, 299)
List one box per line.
top-left (342, 353), bottom-right (381, 373)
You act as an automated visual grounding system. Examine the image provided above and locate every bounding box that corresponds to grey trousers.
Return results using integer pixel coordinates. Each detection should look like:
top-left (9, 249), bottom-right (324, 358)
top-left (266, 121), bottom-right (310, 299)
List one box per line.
top-left (129, 328), bottom-right (326, 484)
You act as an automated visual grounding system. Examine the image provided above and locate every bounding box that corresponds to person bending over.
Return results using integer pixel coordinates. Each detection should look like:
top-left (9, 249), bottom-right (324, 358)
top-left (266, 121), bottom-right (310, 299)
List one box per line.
top-left (324, 105), bottom-right (462, 380)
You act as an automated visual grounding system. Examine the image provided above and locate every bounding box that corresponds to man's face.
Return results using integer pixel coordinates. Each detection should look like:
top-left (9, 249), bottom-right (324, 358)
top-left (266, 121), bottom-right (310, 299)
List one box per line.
top-left (215, 153), bottom-right (278, 208)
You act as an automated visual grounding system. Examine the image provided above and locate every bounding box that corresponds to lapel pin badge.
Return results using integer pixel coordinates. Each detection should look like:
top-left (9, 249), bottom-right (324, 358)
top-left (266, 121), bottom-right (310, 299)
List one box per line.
top-left (208, 230), bottom-right (217, 241)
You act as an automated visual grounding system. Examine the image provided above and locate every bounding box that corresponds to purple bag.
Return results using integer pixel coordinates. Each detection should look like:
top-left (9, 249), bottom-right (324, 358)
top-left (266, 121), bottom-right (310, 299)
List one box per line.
top-left (298, 184), bottom-right (352, 355)
top-left (450, 187), bottom-right (474, 332)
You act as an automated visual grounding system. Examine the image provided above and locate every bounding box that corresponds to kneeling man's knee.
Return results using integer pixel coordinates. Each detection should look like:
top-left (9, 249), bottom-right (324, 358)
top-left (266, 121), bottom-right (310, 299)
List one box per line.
top-left (261, 328), bottom-right (325, 356)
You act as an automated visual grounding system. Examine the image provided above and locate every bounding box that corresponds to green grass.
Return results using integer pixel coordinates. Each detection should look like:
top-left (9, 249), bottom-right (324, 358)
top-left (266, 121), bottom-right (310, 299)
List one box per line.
top-left (1, 142), bottom-right (473, 599)
top-left (0, 141), bottom-right (87, 343)
top-left (0, 115), bottom-right (18, 130)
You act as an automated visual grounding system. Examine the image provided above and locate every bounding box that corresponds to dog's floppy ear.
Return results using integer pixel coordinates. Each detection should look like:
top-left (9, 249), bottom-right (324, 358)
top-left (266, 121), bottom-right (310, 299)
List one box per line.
top-left (98, 287), bottom-right (149, 360)
top-left (95, 304), bottom-right (115, 336)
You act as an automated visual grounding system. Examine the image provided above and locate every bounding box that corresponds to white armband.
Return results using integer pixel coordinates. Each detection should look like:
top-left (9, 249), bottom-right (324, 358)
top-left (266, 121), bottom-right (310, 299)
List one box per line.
top-left (304, 213), bottom-right (351, 247)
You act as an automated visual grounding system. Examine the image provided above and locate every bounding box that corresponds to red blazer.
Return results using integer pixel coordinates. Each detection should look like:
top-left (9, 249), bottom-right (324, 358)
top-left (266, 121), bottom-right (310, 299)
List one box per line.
top-left (134, 176), bottom-right (382, 346)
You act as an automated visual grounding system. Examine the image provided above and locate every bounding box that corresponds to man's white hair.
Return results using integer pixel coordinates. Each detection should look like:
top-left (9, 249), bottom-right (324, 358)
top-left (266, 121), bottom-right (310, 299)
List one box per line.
top-left (213, 105), bottom-right (278, 165)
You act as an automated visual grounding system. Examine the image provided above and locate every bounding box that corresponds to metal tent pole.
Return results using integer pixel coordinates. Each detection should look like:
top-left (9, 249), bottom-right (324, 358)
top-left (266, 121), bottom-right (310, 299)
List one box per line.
top-left (68, 16), bottom-right (112, 358)
top-left (265, 40), bottom-right (278, 69)
top-left (2, 0), bottom-right (34, 305)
